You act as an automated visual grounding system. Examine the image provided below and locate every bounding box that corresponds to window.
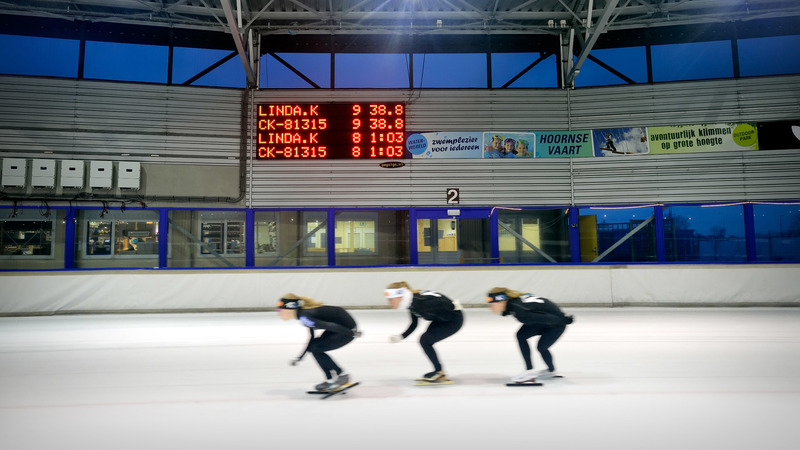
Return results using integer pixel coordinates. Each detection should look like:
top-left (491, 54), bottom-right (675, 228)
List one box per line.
top-left (652, 41), bottom-right (734, 82)
top-left (173, 47), bottom-right (246, 88)
top-left (334, 210), bottom-right (410, 266)
top-left (738, 35), bottom-right (800, 77)
top-left (413, 53), bottom-right (486, 88)
top-left (498, 209), bottom-right (571, 263)
top-left (491, 52), bottom-right (557, 88)
top-left (0, 34), bottom-right (79, 78)
top-left (579, 206), bottom-right (657, 263)
top-left (262, 53), bottom-right (331, 88)
top-left (1, 219), bottom-right (54, 257)
top-left (84, 41), bottom-right (168, 83)
top-left (753, 203), bottom-right (800, 262)
top-left (77, 209), bottom-right (160, 268)
top-left (662, 205), bottom-right (746, 262)
top-left (254, 211), bottom-right (278, 255)
top-left (575, 47), bottom-right (648, 87)
top-left (335, 54), bottom-right (410, 88)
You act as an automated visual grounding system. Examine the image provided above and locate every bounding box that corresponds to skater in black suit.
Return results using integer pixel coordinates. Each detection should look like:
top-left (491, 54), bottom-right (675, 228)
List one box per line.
top-left (486, 287), bottom-right (574, 383)
top-left (385, 281), bottom-right (464, 383)
top-left (278, 293), bottom-right (361, 391)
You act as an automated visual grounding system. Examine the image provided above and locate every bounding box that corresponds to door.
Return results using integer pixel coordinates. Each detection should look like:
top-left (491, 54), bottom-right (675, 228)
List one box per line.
top-left (415, 209), bottom-right (492, 265)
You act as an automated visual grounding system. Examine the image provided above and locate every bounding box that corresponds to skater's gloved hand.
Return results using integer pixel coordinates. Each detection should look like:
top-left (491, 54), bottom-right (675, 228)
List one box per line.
top-left (565, 315), bottom-right (574, 324)
top-left (389, 335), bottom-right (403, 343)
top-left (289, 358), bottom-right (301, 366)
top-left (352, 329), bottom-right (363, 338)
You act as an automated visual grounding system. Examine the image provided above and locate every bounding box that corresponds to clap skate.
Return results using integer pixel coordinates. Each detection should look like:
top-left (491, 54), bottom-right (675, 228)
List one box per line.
top-left (415, 370), bottom-right (453, 386)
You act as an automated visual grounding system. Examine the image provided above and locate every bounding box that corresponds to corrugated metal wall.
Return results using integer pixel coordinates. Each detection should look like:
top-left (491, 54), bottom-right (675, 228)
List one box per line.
top-left (1, 74), bottom-right (799, 207)
top-left (248, 75), bottom-right (800, 207)
top-left (0, 76), bottom-right (242, 165)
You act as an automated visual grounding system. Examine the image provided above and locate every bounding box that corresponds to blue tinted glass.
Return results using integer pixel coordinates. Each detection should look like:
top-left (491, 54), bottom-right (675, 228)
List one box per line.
top-left (173, 47), bottom-right (245, 88)
top-left (84, 41), bottom-right (168, 83)
top-left (491, 52), bottom-right (557, 88)
top-left (0, 34), bottom-right (79, 78)
top-left (413, 53), bottom-right (486, 88)
top-left (753, 203), bottom-right (800, 262)
top-left (262, 53), bottom-right (330, 88)
top-left (739, 35), bottom-right (800, 77)
top-left (652, 41), bottom-right (733, 82)
top-left (335, 54), bottom-right (409, 88)
top-left (578, 207), bottom-right (656, 262)
top-left (663, 205), bottom-right (746, 262)
top-left (575, 46), bottom-right (648, 87)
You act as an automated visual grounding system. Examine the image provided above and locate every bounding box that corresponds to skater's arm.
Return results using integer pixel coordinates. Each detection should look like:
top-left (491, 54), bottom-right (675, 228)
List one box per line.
top-left (400, 312), bottom-right (418, 339)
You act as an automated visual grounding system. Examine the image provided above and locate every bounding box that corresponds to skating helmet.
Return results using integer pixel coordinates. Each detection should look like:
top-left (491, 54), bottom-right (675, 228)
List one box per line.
top-left (485, 289), bottom-right (509, 303)
top-left (278, 294), bottom-right (303, 309)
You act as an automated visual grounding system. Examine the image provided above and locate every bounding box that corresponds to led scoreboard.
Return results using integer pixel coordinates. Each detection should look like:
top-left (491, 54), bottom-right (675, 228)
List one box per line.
top-left (256, 102), bottom-right (406, 160)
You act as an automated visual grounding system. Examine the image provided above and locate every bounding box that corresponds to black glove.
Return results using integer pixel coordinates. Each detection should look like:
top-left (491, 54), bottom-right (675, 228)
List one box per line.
top-left (565, 315), bottom-right (574, 325)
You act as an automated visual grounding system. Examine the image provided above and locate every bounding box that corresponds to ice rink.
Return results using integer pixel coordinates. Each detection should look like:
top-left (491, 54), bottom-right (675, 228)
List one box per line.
top-left (1, 307), bottom-right (799, 450)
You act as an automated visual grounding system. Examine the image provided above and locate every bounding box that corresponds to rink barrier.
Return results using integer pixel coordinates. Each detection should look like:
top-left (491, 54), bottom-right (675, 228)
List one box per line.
top-left (1, 264), bottom-right (799, 315)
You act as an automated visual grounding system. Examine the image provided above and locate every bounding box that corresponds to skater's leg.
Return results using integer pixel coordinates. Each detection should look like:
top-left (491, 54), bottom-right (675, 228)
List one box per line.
top-left (419, 312), bottom-right (463, 372)
top-left (516, 325), bottom-right (542, 370)
top-left (536, 325), bottom-right (566, 371)
top-left (308, 331), bottom-right (354, 378)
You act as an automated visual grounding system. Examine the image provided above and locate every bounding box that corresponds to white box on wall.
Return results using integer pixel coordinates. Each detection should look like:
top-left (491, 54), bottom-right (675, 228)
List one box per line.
top-left (89, 160), bottom-right (113, 189)
top-left (2, 158), bottom-right (27, 187)
top-left (118, 162), bottom-right (141, 190)
top-left (31, 159), bottom-right (56, 188)
top-left (60, 160), bottom-right (85, 189)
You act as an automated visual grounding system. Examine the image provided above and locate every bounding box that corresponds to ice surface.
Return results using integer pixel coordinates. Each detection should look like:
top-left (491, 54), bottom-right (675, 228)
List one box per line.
top-left (1, 308), bottom-right (799, 450)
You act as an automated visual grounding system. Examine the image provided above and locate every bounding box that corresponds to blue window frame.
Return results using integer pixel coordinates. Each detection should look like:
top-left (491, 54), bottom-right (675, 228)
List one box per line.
top-left (0, 34), bottom-right (79, 78)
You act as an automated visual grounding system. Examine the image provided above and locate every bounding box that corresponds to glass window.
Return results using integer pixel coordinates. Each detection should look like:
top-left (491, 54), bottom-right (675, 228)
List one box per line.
top-left (491, 52), bottom-right (557, 88)
top-left (262, 53), bottom-right (331, 88)
top-left (753, 203), bottom-right (800, 262)
top-left (251, 210), bottom-right (327, 267)
top-left (77, 209), bottom-right (160, 268)
top-left (738, 35), bottom-right (800, 77)
top-left (173, 47), bottom-right (246, 88)
top-left (579, 206), bottom-right (657, 263)
top-left (652, 41), bottom-right (734, 82)
top-left (662, 205), bottom-right (746, 262)
top-left (334, 210), bottom-right (409, 266)
top-left (0, 34), bottom-right (79, 78)
top-left (575, 47), bottom-right (648, 87)
top-left (413, 53), bottom-right (486, 88)
top-left (335, 53), bottom-right (409, 88)
top-left (498, 209), bottom-right (571, 263)
top-left (167, 210), bottom-right (244, 268)
top-left (84, 41), bottom-right (168, 83)
top-left (1, 219), bottom-right (54, 257)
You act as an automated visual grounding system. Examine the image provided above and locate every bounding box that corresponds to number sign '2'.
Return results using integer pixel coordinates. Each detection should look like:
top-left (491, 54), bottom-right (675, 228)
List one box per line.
top-left (256, 103), bottom-right (406, 160)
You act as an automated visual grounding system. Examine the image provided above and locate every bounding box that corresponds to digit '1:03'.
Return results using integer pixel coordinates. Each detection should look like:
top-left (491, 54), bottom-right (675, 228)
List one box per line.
top-left (349, 145), bottom-right (403, 158)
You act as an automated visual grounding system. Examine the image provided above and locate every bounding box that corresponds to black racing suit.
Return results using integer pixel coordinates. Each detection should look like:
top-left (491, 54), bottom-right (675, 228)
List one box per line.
top-left (502, 296), bottom-right (573, 372)
top-left (398, 290), bottom-right (464, 372)
top-left (297, 305), bottom-right (358, 379)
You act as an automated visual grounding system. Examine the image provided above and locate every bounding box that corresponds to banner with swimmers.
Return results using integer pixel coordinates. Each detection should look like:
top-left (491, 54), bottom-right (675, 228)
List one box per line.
top-left (406, 122), bottom-right (761, 159)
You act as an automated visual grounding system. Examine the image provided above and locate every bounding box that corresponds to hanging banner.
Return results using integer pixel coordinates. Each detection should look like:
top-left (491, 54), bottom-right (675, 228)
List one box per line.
top-left (482, 132), bottom-right (537, 158)
top-left (757, 120), bottom-right (800, 150)
top-left (648, 123), bottom-right (759, 154)
top-left (592, 127), bottom-right (650, 157)
top-left (534, 131), bottom-right (594, 158)
top-left (406, 132), bottom-right (482, 158)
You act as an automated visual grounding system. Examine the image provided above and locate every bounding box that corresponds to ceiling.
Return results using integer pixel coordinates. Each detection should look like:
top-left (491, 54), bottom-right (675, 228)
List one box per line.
top-left (2, 0), bottom-right (799, 37)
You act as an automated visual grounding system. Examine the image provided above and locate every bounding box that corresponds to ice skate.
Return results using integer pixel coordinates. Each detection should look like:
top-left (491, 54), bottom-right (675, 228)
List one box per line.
top-left (535, 369), bottom-right (559, 380)
top-left (415, 370), bottom-right (453, 385)
top-left (506, 369), bottom-right (542, 386)
top-left (327, 373), bottom-right (351, 391)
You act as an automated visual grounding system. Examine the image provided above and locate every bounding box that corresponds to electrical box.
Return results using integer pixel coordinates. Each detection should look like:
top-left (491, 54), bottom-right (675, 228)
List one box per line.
top-left (89, 160), bottom-right (113, 189)
top-left (118, 162), bottom-right (141, 190)
top-left (31, 159), bottom-right (56, 188)
top-left (60, 160), bottom-right (85, 189)
top-left (2, 158), bottom-right (27, 187)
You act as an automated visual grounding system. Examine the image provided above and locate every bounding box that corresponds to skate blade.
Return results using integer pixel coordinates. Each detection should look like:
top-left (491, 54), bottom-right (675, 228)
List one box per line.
top-left (415, 379), bottom-right (454, 386)
top-left (320, 382), bottom-right (360, 399)
top-left (506, 382), bottom-right (543, 386)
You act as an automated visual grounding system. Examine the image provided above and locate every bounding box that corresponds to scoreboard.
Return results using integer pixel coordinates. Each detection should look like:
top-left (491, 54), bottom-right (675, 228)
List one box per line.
top-left (256, 102), bottom-right (406, 160)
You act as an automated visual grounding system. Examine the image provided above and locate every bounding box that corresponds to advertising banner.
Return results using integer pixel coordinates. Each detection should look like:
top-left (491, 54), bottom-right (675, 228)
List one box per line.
top-left (406, 132), bottom-right (483, 158)
top-left (757, 120), bottom-right (800, 150)
top-left (592, 127), bottom-right (650, 157)
top-left (534, 131), bottom-right (594, 158)
top-left (648, 123), bottom-right (759, 154)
